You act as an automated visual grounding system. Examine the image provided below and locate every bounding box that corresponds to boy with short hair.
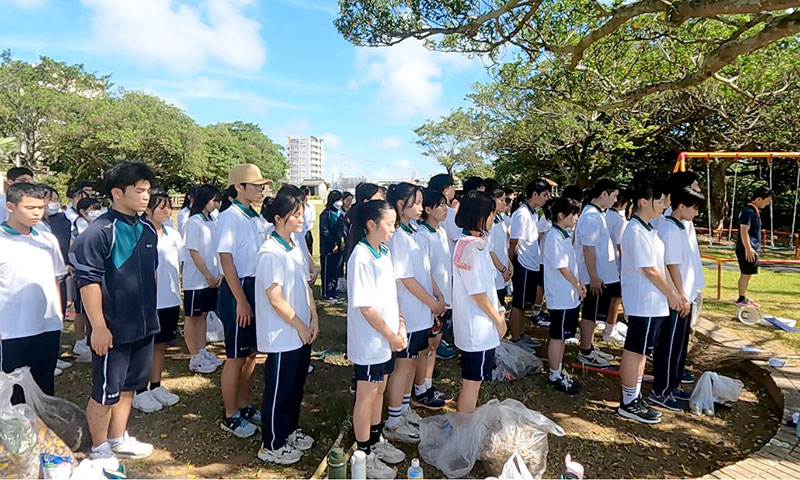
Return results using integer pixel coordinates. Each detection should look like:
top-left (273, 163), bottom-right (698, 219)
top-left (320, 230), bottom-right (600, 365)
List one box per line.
top-left (0, 167), bottom-right (34, 223)
top-left (736, 186), bottom-right (774, 307)
top-left (508, 178), bottom-right (551, 349)
top-left (70, 161), bottom-right (159, 463)
top-left (216, 164), bottom-right (272, 438)
top-left (64, 180), bottom-right (94, 223)
top-left (0, 182), bottom-right (66, 400)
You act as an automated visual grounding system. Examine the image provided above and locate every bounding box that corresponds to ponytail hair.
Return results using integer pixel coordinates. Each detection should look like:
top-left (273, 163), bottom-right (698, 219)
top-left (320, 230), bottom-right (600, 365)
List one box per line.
top-left (266, 191), bottom-right (303, 225)
top-left (346, 199), bottom-right (394, 260)
top-left (220, 185), bottom-right (237, 212)
top-left (386, 182), bottom-right (422, 223)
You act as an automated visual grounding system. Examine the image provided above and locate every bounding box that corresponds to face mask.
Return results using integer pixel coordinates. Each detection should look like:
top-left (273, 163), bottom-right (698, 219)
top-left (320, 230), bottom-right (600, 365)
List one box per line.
top-left (333, 200), bottom-right (343, 209)
top-left (87, 210), bottom-right (102, 222)
top-left (45, 202), bottom-right (61, 216)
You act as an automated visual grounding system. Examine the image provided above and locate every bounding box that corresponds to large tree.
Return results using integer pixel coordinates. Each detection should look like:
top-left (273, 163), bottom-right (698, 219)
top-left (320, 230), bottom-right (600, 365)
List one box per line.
top-left (414, 108), bottom-right (489, 176)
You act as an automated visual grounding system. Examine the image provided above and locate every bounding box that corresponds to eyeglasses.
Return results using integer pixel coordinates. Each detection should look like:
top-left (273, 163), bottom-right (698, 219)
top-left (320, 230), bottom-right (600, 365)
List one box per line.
top-left (244, 183), bottom-right (266, 191)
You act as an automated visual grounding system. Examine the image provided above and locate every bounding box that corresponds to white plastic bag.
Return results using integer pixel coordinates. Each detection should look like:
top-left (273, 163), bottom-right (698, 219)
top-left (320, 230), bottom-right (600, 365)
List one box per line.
top-left (499, 452), bottom-right (535, 480)
top-left (206, 310), bottom-right (225, 343)
top-left (419, 409), bottom-right (484, 478)
top-left (689, 371), bottom-right (744, 416)
top-left (492, 340), bottom-right (543, 382)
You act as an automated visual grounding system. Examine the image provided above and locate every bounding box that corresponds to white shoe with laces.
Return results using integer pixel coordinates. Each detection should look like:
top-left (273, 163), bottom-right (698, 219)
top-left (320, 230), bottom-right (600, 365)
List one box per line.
top-left (56, 359), bottom-right (72, 370)
top-left (201, 348), bottom-right (223, 367)
top-left (132, 390), bottom-right (163, 413)
top-left (577, 349), bottom-right (611, 368)
top-left (72, 339), bottom-right (90, 356)
top-left (371, 437), bottom-right (405, 464)
top-left (54, 367), bottom-right (63, 377)
top-left (110, 431), bottom-right (153, 459)
top-left (382, 417), bottom-right (420, 444)
top-left (403, 408), bottom-right (421, 427)
top-left (366, 451), bottom-right (397, 479)
top-left (603, 324), bottom-right (626, 344)
top-left (287, 429), bottom-right (314, 451)
top-left (257, 443), bottom-right (303, 464)
top-left (149, 386), bottom-right (180, 406)
top-left (189, 353), bottom-right (217, 374)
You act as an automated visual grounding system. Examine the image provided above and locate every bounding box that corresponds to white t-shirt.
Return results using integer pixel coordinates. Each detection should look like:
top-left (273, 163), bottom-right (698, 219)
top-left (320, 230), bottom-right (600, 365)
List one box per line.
top-left (621, 216), bottom-right (669, 317)
top-left (543, 225), bottom-right (581, 310)
top-left (302, 201), bottom-right (315, 235)
top-left (347, 241), bottom-right (401, 365)
top-left (386, 223), bottom-right (434, 333)
top-left (442, 205), bottom-right (461, 255)
top-left (183, 213), bottom-right (220, 290)
top-left (177, 207), bottom-right (190, 233)
top-left (575, 204), bottom-right (619, 285)
top-left (217, 201), bottom-right (266, 278)
top-left (658, 216), bottom-right (704, 302)
top-left (0, 225), bottom-right (66, 340)
top-left (64, 205), bottom-right (79, 224)
top-left (606, 209), bottom-right (627, 247)
top-left (510, 203), bottom-right (540, 271)
top-left (416, 222), bottom-right (452, 306)
top-left (156, 225), bottom-right (184, 309)
top-left (452, 234), bottom-right (501, 352)
top-left (489, 218), bottom-right (510, 289)
top-left (255, 233), bottom-right (311, 353)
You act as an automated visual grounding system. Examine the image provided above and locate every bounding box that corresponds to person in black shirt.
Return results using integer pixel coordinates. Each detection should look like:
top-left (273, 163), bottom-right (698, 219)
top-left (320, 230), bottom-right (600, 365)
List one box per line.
top-left (735, 186), bottom-right (774, 307)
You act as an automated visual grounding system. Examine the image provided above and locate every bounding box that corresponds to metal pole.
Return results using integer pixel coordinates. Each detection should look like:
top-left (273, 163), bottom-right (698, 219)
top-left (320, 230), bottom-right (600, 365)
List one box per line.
top-left (706, 161), bottom-right (713, 247)
top-left (792, 162), bottom-right (800, 240)
top-left (728, 165), bottom-right (738, 243)
top-left (770, 159), bottom-right (775, 248)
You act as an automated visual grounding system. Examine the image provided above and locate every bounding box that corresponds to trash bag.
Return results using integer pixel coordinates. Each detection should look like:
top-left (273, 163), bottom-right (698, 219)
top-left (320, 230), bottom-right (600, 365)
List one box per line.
top-left (689, 371), bottom-right (744, 416)
top-left (492, 340), bottom-right (543, 382)
top-left (480, 399), bottom-right (565, 478)
top-left (0, 368), bottom-right (75, 478)
top-left (419, 398), bottom-right (564, 479)
top-left (499, 452), bottom-right (536, 480)
top-left (206, 310), bottom-right (225, 343)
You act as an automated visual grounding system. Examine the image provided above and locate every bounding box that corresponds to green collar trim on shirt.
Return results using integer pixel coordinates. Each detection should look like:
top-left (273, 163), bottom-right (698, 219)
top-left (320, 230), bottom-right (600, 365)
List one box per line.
top-left (666, 215), bottom-right (686, 230)
top-left (462, 229), bottom-right (484, 237)
top-left (524, 202), bottom-right (536, 216)
top-left (360, 238), bottom-right (388, 259)
top-left (194, 212), bottom-right (212, 222)
top-left (493, 215), bottom-right (502, 224)
top-left (631, 214), bottom-right (653, 231)
top-left (270, 231), bottom-right (294, 251)
top-left (161, 225), bottom-right (169, 235)
top-left (552, 224), bottom-right (570, 239)
top-left (589, 203), bottom-right (606, 213)
top-left (233, 200), bottom-right (259, 218)
top-left (419, 221), bottom-right (436, 233)
top-left (399, 222), bottom-right (416, 235)
top-left (0, 222), bottom-right (38, 236)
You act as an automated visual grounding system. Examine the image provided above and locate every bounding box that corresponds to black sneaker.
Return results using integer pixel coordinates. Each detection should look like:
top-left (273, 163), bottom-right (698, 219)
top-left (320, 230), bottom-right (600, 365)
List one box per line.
top-left (430, 386), bottom-right (453, 403)
top-left (548, 374), bottom-right (579, 395)
top-left (531, 312), bottom-right (551, 327)
top-left (672, 387), bottom-right (691, 401)
top-left (410, 389), bottom-right (445, 411)
top-left (618, 397), bottom-right (662, 424)
top-left (240, 405), bottom-right (261, 424)
top-left (647, 392), bottom-right (684, 412)
top-left (681, 370), bottom-right (695, 384)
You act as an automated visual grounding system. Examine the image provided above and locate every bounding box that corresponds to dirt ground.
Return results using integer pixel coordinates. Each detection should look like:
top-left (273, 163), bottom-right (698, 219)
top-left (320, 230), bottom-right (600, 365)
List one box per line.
top-left (55, 299), bottom-right (779, 479)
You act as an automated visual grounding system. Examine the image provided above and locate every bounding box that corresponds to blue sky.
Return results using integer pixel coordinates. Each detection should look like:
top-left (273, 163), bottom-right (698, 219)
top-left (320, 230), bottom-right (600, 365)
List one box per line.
top-left (1, 0), bottom-right (493, 182)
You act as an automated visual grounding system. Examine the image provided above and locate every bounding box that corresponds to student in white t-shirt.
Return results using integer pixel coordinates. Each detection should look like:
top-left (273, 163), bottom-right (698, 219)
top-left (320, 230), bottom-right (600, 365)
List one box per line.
top-left (415, 189), bottom-right (454, 404)
top-left (487, 186), bottom-right (513, 307)
top-left (0, 183), bottom-right (66, 399)
top-left (176, 187), bottom-right (196, 234)
top-left (346, 200), bottom-right (407, 478)
top-left (543, 198), bottom-right (585, 396)
top-left (508, 179), bottom-right (551, 349)
top-left (182, 185), bottom-right (224, 375)
top-left (132, 189), bottom-right (184, 414)
top-left (618, 182), bottom-right (688, 425)
top-left (254, 191), bottom-right (319, 465)
top-left (216, 164), bottom-right (272, 439)
top-left (426, 174), bottom-right (460, 254)
top-left (384, 183), bottom-right (446, 443)
top-left (649, 187), bottom-right (704, 410)
top-left (452, 191), bottom-right (507, 413)
top-left (606, 189), bottom-right (631, 272)
top-left (0, 167), bottom-right (34, 224)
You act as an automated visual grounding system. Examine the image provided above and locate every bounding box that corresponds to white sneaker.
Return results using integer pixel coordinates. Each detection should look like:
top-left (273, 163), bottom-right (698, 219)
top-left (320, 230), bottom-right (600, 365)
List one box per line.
top-left (257, 443), bottom-right (303, 464)
top-left (371, 437), bottom-right (405, 464)
top-left (615, 322), bottom-right (628, 335)
top-left (201, 348), bottom-right (223, 367)
top-left (75, 349), bottom-right (92, 363)
top-left (72, 339), bottom-right (90, 356)
top-left (56, 359), bottom-right (72, 370)
top-left (577, 349), bottom-right (611, 368)
top-left (149, 386), bottom-right (180, 406)
top-left (89, 442), bottom-right (120, 471)
top-left (110, 431), bottom-right (153, 459)
top-left (286, 429), bottom-right (314, 451)
top-left (132, 390), bottom-right (163, 413)
top-left (403, 408), bottom-right (421, 427)
top-left (603, 324), bottom-right (626, 344)
top-left (189, 353), bottom-right (217, 374)
top-left (366, 451), bottom-right (397, 479)
top-left (594, 347), bottom-right (615, 361)
top-left (595, 321), bottom-right (607, 331)
top-left (382, 417), bottom-right (420, 443)
top-left (54, 367), bottom-right (63, 377)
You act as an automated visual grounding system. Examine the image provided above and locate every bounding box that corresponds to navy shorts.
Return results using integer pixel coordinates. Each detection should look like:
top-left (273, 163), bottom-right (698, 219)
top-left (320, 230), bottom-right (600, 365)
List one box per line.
top-left (217, 277), bottom-right (257, 358)
top-left (354, 358), bottom-right (396, 383)
top-left (395, 328), bottom-right (432, 359)
top-left (623, 315), bottom-right (667, 355)
top-left (91, 335), bottom-right (154, 405)
top-left (511, 257), bottom-right (540, 310)
top-left (460, 348), bottom-right (495, 382)
top-left (74, 285), bottom-right (84, 315)
top-left (1, 330), bottom-right (60, 400)
top-left (183, 287), bottom-right (218, 316)
top-left (736, 245), bottom-right (759, 275)
top-left (581, 281), bottom-right (620, 322)
top-left (154, 306), bottom-right (180, 344)
top-left (549, 307), bottom-right (580, 340)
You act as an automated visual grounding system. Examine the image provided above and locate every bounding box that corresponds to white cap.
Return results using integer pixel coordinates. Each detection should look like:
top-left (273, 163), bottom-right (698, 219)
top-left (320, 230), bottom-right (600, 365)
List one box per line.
top-left (411, 459), bottom-right (420, 467)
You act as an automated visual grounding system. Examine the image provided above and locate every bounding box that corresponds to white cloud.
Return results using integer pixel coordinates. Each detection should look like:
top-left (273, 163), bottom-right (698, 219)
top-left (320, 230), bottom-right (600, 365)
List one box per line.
top-left (373, 136), bottom-right (404, 149)
top-left (1, 0), bottom-right (48, 8)
top-left (352, 40), bottom-right (474, 120)
top-left (392, 159), bottom-right (411, 169)
top-left (321, 132), bottom-right (343, 149)
top-left (268, 118), bottom-right (312, 146)
top-left (80, 0), bottom-right (266, 73)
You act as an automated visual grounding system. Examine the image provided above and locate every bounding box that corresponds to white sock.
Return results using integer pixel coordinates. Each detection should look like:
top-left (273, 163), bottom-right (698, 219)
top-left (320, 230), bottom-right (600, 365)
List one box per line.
top-left (549, 366), bottom-right (562, 381)
top-left (92, 441), bottom-right (111, 453)
top-left (622, 385), bottom-right (637, 405)
top-left (414, 383), bottom-right (427, 396)
top-left (533, 305), bottom-right (542, 315)
top-left (401, 394), bottom-right (410, 413)
top-left (635, 376), bottom-right (643, 398)
top-left (387, 406), bottom-right (403, 428)
top-left (107, 435), bottom-right (124, 447)
top-left (424, 378), bottom-right (432, 390)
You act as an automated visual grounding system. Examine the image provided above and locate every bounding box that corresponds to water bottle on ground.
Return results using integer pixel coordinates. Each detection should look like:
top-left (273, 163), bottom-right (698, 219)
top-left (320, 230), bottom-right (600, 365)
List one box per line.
top-left (407, 458), bottom-right (424, 479)
top-left (351, 450), bottom-right (366, 479)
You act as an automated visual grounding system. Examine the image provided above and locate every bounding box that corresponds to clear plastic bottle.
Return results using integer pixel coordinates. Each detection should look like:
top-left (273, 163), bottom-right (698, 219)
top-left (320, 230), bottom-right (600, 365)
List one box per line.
top-left (407, 458), bottom-right (424, 479)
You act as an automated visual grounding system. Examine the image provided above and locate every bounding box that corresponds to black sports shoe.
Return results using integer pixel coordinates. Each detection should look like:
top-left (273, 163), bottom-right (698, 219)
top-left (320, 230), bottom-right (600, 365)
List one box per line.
top-left (531, 312), bottom-right (551, 327)
top-left (647, 392), bottom-right (684, 412)
top-left (618, 397), bottom-right (662, 424)
top-left (672, 387), bottom-right (691, 401)
top-left (548, 374), bottom-right (579, 395)
top-left (410, 389), bottom-right (445, 411)
top-left (681, 370), bottom-right (695, 384)
top-left (430, 386), bottom-right (453, 402)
